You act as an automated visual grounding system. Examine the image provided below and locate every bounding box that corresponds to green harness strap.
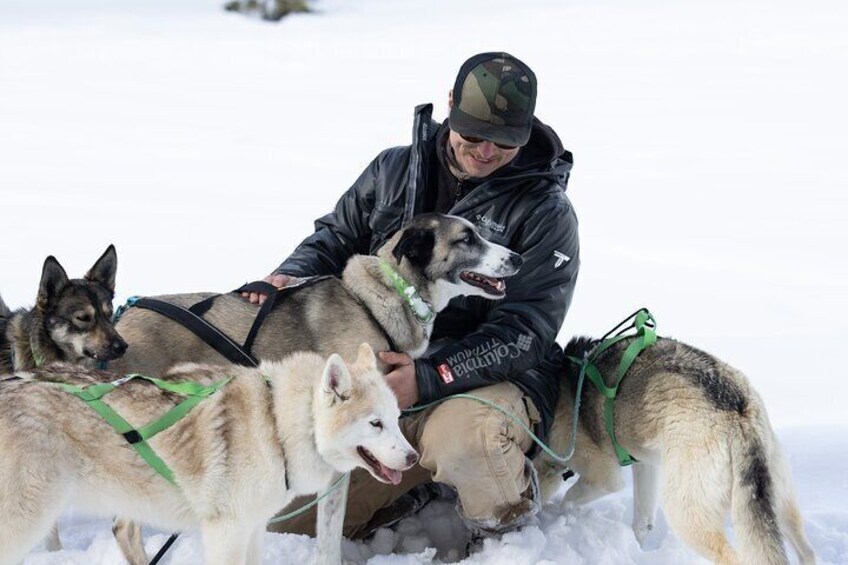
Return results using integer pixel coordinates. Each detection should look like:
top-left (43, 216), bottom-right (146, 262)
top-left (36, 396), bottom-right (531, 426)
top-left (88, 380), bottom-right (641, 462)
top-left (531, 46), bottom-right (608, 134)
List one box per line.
top-left (54, 374), bottom-right (233, 485)
top-left (568, 309), bottom-right (657, 466)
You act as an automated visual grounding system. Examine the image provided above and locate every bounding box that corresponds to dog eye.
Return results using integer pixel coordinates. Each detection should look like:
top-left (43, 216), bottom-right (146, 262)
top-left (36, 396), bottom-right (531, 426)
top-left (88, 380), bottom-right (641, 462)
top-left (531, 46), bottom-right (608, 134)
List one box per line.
top-left (75, 314), bottom-right (92, 324)
top-left (370, 420), bottom-right (383, 430)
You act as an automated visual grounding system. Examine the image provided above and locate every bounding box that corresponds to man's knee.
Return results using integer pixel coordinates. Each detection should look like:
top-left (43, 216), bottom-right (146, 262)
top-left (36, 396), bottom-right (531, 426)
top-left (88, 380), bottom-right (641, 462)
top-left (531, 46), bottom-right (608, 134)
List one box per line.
top-left (417, 383), bottom-right (533, 467)
top-left (416, 383), bottom-right (539, 528)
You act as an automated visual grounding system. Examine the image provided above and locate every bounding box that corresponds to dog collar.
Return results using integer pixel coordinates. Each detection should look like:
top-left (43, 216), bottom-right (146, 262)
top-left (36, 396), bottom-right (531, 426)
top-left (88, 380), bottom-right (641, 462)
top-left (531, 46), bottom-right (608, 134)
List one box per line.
top-left (378, 259), bottom-right (436, 325)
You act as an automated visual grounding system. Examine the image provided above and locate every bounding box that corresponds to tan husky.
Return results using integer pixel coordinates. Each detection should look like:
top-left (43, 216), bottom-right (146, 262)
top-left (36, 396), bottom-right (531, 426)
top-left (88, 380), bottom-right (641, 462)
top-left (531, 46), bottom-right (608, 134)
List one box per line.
top-left (0, 344), bottom-right (418, 565)
top-left (535, 336), bottom-right (816, 565)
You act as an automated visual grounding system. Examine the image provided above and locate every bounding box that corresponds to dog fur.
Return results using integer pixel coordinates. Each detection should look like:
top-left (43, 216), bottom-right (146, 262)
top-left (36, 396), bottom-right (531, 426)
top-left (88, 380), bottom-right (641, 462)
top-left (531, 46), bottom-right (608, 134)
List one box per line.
top-left (534, 336), bottom-right (817, 565)
top-left (0, 343), bottom-right (417, 565)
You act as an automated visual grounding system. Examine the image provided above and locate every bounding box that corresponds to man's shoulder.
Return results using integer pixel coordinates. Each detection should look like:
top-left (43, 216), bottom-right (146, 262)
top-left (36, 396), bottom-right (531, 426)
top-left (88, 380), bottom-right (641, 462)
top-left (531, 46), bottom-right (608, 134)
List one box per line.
top-left (512, 175), bottom-right (574, 218)
top-left (373, 145), bottom-right (414, 172)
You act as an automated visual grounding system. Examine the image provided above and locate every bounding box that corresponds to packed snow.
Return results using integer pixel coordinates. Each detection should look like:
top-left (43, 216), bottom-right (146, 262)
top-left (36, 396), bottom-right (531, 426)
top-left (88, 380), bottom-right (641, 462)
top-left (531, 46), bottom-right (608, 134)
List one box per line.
top-left (1, 0), bottom-right (846, 563)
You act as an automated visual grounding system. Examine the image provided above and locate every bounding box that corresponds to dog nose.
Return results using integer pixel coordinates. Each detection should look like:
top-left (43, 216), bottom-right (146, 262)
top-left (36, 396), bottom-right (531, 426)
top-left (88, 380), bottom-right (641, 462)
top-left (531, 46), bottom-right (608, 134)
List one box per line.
top-left (406, 451), bottom-right (419, 467)
top-left (111, 339), bottom-right (128, 355)
top-left (509, 253), bottom-right (523, 270)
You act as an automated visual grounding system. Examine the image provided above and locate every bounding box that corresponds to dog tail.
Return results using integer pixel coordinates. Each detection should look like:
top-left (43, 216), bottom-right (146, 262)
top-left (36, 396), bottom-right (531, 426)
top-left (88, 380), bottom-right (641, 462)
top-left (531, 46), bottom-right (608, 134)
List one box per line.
top-left (729, 394), bottom-right (792, 565)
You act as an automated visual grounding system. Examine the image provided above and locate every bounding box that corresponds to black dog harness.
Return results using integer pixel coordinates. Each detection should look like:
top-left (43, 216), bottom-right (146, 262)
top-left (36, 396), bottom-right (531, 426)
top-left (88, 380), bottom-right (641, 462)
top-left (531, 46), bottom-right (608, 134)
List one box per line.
top-left (118, 276), bottom-right (398, 369)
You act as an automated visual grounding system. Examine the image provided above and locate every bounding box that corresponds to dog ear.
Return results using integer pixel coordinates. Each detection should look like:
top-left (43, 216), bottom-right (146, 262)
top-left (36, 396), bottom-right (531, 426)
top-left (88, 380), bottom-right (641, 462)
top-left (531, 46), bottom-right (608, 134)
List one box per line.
top-left (391, 227), bottom-right (435, 268)
top-left (86, 244), bottom-right (117, 294)
top-left (355, 343), bottom-right (377, 370)
top-left (322, 353), bottom-right (353, 402)
top-left (37, 256), bottom-right (69, 311)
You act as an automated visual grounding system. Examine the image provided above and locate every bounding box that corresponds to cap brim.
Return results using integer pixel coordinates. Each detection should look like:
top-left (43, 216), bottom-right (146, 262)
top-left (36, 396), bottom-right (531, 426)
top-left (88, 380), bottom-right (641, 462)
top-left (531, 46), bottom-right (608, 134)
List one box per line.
top-left (449, 107), bottom-right (531, 148)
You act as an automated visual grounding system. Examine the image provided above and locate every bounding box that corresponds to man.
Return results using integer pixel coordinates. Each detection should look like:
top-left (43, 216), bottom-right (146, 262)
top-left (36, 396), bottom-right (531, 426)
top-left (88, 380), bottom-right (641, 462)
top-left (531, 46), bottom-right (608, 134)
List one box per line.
top-left (251, 52), bottom-right (579, 543)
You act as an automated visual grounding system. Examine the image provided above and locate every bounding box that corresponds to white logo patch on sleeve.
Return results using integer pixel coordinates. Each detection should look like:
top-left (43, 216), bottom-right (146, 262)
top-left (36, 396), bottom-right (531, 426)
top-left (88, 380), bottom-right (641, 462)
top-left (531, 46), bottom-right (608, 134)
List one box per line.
top-left (553, 251), bottom-right (571, 268)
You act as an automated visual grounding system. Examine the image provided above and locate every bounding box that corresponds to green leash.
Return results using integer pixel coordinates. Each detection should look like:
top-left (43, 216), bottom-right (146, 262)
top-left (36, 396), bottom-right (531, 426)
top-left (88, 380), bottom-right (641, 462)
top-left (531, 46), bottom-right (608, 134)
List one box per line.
top-left (267, 472), bottom-right (350, 524)
top-left (54, 374), bottom-right (233, 485)
top-left (406, 308), bottom-right (657, 468)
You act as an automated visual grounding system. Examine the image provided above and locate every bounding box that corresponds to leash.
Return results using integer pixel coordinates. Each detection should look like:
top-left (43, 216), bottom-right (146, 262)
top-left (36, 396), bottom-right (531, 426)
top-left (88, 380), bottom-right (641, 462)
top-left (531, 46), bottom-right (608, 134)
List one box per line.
top-left (267, 472), bottom-right (351, 524)
top-left (404, 308), bottom-right (657, 467)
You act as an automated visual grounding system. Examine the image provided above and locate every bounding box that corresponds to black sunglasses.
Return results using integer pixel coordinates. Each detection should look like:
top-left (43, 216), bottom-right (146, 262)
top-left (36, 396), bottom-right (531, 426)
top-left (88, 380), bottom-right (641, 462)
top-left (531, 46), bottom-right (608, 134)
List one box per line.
top-left (458, 133), bottom-right (518, 150)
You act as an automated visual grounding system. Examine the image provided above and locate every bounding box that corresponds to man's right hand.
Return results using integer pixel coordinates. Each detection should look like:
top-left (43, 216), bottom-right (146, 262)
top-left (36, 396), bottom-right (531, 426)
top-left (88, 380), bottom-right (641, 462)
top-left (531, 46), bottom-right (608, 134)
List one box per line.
top-left (242, 273), bottom-right (297, 305)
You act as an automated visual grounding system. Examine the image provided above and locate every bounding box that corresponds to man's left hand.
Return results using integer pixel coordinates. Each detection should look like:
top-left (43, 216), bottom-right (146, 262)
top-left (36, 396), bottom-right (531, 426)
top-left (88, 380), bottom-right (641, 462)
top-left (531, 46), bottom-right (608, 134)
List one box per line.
top-left (379, 351), bottom-right (419, 409)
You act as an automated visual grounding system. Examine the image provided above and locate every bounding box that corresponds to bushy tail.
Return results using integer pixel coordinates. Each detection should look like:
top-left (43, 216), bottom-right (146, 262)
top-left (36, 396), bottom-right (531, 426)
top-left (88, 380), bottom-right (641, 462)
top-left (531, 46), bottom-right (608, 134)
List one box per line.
top-left (730, 402), bottom-right (790, 564)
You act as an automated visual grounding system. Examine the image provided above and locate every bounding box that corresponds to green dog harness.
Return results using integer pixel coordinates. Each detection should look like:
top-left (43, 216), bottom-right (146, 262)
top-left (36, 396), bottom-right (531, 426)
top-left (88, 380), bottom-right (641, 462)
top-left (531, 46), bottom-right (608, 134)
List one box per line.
top-left (53, 374), bottom-right (232, 485)
top-left (567, 309), bottom-right (658, 466)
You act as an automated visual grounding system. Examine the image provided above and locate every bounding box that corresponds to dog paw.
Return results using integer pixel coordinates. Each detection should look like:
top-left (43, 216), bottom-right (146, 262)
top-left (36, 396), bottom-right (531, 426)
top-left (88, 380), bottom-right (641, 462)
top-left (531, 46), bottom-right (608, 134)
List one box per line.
top-left (633, 523), bottom-right (653, 548)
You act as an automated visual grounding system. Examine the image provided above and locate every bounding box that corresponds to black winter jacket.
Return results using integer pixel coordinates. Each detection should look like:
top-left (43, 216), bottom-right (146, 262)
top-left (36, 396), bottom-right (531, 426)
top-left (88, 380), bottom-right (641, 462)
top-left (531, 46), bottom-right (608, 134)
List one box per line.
top-left (275, 104), bottom-right (580, 443)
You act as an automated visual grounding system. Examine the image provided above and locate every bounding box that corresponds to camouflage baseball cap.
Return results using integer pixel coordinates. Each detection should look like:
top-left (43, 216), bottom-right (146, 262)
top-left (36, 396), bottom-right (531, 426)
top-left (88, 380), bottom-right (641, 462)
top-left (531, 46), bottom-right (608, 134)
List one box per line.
top-left (449, 52), bottom-right (537, 148)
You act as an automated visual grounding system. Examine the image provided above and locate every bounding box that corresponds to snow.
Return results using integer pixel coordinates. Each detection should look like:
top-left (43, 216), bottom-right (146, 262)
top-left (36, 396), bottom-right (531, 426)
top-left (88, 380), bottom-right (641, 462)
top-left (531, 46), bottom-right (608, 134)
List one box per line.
top-left (0, 0), bottom-right (846, 563)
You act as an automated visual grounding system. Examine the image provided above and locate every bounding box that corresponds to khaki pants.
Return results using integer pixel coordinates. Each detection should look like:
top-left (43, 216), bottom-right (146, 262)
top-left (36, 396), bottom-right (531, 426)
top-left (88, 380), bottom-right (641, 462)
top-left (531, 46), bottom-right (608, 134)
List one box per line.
top-left (269, 381), bottom-right (541, 538)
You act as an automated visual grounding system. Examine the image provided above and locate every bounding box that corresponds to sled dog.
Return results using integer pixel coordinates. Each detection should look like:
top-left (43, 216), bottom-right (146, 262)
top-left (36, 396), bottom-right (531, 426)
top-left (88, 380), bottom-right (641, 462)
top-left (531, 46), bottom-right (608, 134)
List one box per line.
top-left (109, 213), bottom-right (523, 376)
top-left (535, 336), bottom-right (816, 565)
top-left (0, 245), bottom-right (126, 375)
top-left (0, 343), bottom-right (418, 565)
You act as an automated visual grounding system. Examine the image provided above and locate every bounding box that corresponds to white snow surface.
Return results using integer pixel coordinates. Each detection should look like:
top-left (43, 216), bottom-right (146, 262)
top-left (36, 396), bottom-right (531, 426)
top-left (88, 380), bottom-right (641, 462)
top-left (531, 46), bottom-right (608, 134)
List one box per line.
top-left (0, 0), bottom-right (846, 563)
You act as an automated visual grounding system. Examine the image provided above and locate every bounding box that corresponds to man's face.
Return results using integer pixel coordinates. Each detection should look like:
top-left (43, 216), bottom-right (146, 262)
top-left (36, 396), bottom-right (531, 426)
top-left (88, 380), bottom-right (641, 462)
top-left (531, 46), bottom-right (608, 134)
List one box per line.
top-left (447, 129), bottom-right (520, 178)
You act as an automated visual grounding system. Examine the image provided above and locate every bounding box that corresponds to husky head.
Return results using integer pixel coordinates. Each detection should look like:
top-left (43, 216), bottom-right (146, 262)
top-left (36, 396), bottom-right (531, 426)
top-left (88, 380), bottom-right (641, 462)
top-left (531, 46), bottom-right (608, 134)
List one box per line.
top-left (35, 245), bottom-right (128, 364)
top-left (314, 344), bottom-right (419, 485)
top-left (384, 213), bottom-right (523, 310)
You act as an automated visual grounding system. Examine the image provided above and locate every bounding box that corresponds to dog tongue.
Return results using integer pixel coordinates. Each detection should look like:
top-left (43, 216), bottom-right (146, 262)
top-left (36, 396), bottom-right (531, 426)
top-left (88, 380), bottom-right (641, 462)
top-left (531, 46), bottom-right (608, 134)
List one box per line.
top-left (381, 464), bottom-right (402, 485)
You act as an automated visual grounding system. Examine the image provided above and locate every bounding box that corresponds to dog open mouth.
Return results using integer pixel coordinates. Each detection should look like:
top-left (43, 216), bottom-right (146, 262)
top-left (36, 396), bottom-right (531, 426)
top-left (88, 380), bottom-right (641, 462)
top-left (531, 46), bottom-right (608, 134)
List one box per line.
top-left (460, 271), bottom-right (507, 297)
top-left (357, 446), bottom-right (403, 485)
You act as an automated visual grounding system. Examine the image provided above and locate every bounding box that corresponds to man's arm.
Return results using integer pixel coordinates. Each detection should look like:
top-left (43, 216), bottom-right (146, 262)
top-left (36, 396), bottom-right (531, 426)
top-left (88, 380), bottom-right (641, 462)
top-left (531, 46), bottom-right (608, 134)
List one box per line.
top-left (414, 198), bottom-right (579, 404)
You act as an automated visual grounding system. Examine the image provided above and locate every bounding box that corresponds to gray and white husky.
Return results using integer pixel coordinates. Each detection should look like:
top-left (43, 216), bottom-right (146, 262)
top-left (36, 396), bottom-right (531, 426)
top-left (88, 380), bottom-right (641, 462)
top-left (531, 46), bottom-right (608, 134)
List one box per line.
top-left (0, 343), bottom-right (417, 565)
top-left (109, 213), bottom-right (523, 375)
top-left (535, 336), bottom-right (816, 565)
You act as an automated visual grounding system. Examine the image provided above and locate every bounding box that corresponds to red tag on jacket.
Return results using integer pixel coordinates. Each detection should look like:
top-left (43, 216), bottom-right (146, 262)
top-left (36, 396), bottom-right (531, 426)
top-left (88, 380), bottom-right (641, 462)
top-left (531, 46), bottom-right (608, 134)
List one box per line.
top-left (436, 363), bottom-right (455, 384)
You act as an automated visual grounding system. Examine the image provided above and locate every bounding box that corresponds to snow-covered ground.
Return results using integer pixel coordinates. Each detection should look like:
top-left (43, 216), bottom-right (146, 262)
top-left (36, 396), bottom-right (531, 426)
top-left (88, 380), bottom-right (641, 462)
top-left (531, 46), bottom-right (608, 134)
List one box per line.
top-left (1, 0), bottom-right (846, 563)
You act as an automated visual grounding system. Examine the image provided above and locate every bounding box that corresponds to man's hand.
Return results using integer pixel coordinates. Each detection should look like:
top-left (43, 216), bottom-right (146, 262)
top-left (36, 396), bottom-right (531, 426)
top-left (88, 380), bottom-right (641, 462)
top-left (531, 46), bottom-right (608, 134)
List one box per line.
top-left (379, 351), bottom-right (419, 409)
top-left (241, 273), bottom-right (297, 305)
